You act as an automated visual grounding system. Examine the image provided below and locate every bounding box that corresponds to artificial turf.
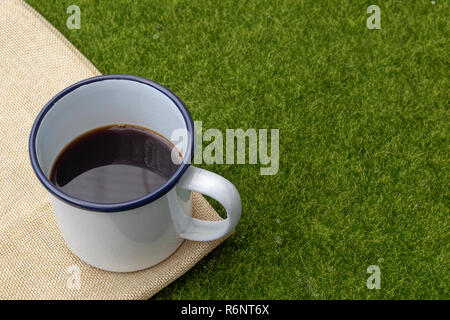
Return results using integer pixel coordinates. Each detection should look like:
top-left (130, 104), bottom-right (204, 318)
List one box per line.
top-left (25, 0), bottom-right (449, 299)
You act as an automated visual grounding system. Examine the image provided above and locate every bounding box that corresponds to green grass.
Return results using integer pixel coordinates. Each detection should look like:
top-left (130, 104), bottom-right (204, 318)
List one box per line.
top-left (26, 0), bottom-right (449, 299)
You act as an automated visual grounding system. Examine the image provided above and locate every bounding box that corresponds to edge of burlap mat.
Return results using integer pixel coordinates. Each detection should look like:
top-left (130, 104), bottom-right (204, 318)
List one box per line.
top-left (16, 0), bottom-right (99, 77)
top-left (0, 0), bottom-right (229, 300)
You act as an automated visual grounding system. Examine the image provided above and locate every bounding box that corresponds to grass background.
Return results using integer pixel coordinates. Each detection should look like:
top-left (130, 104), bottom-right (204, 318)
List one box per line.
top-left (25, 0), bottom-right (449, 299)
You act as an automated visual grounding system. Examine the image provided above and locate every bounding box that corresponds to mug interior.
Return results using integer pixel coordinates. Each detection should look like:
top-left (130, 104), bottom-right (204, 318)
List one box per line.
top-left (30, 75), bottom-right (194, 211)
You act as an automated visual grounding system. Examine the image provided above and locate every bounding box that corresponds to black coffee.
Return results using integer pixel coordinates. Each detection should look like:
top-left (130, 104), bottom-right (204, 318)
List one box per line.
top-left (50, 124), bottom-right (180, 203)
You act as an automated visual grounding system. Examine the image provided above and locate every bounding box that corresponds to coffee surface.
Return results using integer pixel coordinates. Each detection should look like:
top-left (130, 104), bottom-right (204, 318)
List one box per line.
top-left (50, 124), bottom-right (180, 203)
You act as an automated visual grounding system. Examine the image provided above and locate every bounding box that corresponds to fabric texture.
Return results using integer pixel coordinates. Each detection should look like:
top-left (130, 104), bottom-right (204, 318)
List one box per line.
top-left (0, 0), bottom-right (226, 299)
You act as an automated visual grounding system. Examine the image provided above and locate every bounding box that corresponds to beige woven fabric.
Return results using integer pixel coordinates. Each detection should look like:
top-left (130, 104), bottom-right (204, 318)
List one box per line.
top-left (0, 0), bottom-right (226, 299)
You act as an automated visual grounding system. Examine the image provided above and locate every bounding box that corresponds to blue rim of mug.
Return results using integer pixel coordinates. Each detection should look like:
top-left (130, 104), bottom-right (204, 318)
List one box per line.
top-left (29, 74), bottom-right (195, 213)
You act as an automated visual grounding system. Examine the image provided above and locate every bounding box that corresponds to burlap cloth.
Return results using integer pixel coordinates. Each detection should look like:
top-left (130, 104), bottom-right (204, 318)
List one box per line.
top-left (0, 0), bottom-right (227, 299)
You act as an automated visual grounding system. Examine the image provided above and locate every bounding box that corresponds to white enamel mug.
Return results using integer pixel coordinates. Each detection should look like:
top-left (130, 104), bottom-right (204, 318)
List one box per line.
top-left (29, 75), bottom-right (241, 272)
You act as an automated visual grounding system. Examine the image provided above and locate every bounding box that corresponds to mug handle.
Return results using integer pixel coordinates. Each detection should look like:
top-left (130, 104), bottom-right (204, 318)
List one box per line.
top-left (177, 166), bottom-right (242, 241)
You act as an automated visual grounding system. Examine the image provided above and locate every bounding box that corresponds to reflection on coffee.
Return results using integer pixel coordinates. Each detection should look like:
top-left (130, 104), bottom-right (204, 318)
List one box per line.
top-left (50, 124), bottom-right (180, 203)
